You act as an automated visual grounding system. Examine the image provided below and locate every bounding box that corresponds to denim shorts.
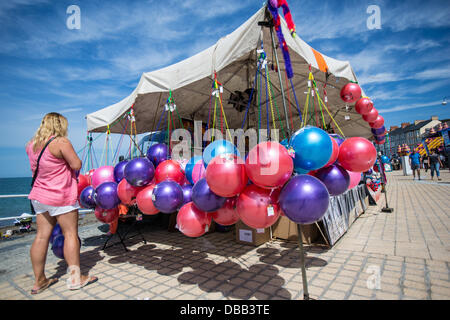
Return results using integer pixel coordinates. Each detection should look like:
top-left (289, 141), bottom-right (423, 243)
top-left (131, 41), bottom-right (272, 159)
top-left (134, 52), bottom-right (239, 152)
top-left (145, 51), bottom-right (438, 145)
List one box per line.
top-left (31, 200), bottom-right (80, 217)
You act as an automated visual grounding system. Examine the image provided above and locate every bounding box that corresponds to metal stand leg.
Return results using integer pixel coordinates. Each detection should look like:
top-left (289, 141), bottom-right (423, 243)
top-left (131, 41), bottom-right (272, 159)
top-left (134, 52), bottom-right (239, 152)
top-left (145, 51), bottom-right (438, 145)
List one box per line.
top-left (297, 224), bottom-right (310, 300)
top-left (381, 183), bottom-right (394, 213)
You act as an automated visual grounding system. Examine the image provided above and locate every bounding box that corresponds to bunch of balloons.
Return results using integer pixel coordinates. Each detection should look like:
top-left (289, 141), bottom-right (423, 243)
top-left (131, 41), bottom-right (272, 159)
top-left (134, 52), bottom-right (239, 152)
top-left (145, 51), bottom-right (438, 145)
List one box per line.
top-left (77, 143), bottom-right (192, 231)
top-left (77, 129), bottom-right (378, 237)
top-left (340, 82), bottom-right (385, 144)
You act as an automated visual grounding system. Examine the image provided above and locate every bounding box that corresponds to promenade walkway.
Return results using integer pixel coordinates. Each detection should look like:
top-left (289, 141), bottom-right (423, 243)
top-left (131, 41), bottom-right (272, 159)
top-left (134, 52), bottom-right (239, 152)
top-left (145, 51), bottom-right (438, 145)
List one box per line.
top-left (0, 170), bottom-right (449, 300)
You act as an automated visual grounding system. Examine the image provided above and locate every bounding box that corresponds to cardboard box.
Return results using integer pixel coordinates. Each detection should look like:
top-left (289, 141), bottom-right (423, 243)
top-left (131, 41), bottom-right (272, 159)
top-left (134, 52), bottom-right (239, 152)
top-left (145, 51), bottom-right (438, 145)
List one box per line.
top-left (235, 220), bottom-right (271, 246)
top-left (271, 216), bottom-right (319, 244)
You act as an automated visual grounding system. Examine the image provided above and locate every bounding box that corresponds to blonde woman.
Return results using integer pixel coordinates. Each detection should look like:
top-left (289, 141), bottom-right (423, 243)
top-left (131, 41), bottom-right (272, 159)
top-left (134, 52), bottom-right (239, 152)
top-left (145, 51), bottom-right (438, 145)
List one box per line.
top-left (26, 112), bottom-right (97, 294)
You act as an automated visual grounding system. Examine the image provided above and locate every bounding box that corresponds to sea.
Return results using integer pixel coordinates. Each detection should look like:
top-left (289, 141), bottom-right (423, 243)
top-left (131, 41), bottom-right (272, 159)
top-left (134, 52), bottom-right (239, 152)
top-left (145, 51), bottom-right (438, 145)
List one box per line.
top-left (0, 177), bottom-right (33, 227)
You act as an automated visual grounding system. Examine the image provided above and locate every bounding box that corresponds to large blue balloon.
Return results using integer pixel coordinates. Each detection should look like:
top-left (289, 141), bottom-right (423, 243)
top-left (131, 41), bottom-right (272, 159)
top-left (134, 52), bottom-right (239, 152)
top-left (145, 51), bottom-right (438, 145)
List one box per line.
top-left (279, 175), bottom-right (330, 224)
top-left (313, 164), bottom-right (350, 196)
top-left (114, 160), bottom-right (129, 183)
top-left (192, 178), bottom-right (226, 212)
top-left (381, 155), bottom-right (390, 164)
top-left (291, 126), bottom-right (333, 172)
top-left (147, 143), bottom-right (169, 167)
top-left (152, 180), bottom-right (184, 213)
top-left (124, 157), bottom-right (155, 187)
top-left (203, 140), bottom-right (240, 167)
top-left (185, 156), bottom-right (202, 184)
top-left (80, 186), bottom-right (96, 209)
top-left (95, 182), bottom-right (120, 210)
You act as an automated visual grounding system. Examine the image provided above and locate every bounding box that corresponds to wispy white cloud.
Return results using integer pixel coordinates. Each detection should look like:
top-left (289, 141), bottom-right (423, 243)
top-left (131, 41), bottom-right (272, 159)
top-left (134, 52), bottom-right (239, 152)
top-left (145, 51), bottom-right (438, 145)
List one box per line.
top-left (378, 100), bottom-right (443, 114)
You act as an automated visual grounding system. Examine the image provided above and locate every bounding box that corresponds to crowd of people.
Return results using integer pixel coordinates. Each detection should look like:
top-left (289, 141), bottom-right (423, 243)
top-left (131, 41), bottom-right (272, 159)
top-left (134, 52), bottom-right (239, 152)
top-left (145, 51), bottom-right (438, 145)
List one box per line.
top-left (408, 149), bottom-right (447, 181)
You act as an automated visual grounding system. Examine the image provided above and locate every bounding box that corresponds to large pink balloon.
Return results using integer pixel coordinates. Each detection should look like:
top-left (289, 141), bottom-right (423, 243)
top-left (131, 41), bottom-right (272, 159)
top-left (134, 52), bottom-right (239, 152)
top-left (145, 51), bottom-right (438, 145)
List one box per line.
top-left (338, 137), bottom-right (377, 173)
top-left (347, 171), bottom-right (362, 190)
top-left (191, 160), bottom-right (206, 184)
top-left (206, 154), bottom-right (248, 197)
top-left (355, 98), bottom-right (374, 116)
top-left (91, 166), bottom-right (115, 189)
top-left (370, 115), bottom-right (385, 129)
top-left (245, 141), bottom-right (293, 189)
top-left (362, 108), bottom-right (378, 123)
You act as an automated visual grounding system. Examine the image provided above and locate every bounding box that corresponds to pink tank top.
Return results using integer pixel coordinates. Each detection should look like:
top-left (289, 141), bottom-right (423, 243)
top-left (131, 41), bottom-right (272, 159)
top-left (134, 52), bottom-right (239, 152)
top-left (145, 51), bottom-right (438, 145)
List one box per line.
top-left (26, 139), bottom-right (78, 207)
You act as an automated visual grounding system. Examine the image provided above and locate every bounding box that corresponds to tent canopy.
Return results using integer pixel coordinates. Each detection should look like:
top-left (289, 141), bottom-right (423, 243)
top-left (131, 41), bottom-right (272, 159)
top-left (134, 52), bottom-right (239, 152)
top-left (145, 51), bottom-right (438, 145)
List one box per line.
top-left (86, 6), bottom-right (371, 139)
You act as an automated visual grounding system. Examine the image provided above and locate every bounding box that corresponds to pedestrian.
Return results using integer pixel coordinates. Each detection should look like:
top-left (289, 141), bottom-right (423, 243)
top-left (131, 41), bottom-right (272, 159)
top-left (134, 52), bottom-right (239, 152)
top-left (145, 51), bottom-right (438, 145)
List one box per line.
top-left (26, 112), bottom-right (97, 295)
top-left (428, 149), bottom-right (443, 181)
top-left (422, 154), bottom-right (429, 172)
top-left (409, 149), bottom-right (421, 180)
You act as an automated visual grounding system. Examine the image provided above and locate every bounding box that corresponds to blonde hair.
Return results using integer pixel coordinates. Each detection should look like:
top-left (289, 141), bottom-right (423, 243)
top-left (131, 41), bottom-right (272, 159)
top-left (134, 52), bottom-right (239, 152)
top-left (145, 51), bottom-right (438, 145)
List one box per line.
top-left (30, 112), bottom-right (68, 152)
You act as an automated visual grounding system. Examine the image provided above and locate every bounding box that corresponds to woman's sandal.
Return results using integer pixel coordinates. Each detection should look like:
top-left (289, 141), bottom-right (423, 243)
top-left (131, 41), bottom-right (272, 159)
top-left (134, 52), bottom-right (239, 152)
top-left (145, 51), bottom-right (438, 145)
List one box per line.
top-left (68, 275), bottom-right (98, 290)
top-left (30, 278), bottom-right (58, 295)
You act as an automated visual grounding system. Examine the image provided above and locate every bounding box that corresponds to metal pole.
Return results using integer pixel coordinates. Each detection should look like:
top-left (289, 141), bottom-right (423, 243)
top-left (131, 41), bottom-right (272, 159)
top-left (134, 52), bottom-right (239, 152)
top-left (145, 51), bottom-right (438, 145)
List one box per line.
top-left (297, 224), bottom-right (310, 300)
top-left (269, 26), bottom-right (291, 138)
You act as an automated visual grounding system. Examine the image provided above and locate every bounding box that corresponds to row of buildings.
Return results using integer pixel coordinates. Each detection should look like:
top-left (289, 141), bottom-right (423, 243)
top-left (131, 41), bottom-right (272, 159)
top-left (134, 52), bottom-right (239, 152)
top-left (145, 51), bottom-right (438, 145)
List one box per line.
top-left (375, 116), bottom-right (450, 157)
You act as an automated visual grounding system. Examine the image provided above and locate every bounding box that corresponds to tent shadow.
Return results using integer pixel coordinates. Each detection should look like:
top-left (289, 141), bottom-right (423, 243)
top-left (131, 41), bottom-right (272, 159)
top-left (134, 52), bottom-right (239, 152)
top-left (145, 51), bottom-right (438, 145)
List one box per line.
top-left (256, 245), bottom-right (328, 269)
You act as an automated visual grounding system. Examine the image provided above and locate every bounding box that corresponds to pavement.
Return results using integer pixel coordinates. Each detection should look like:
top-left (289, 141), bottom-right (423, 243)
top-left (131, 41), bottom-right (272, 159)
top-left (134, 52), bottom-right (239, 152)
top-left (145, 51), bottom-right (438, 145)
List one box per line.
top-left (0, 169), bottom-right (449, 300)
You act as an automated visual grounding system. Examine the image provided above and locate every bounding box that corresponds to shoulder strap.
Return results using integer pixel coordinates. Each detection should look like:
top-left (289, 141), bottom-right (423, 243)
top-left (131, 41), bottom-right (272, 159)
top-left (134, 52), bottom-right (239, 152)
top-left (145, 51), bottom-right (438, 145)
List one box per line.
top-left (31, 137), bottom-right (57, 188)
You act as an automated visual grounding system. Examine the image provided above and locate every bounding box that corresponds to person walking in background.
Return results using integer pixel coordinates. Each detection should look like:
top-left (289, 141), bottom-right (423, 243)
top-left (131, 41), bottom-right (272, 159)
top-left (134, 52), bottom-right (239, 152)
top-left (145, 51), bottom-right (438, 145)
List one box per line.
top-left (409, 149), bottom-right (422, 180)
top-left (422, 154), bottom-right (429, 172)
top-left (428, 149), bottom-right (443, 181)
top-left (26, 112), bottom-right (97, 295)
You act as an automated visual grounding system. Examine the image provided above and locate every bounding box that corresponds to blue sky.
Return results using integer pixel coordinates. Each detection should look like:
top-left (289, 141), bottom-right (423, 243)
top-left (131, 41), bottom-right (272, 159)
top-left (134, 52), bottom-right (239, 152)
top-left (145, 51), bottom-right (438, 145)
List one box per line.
top-left (0, 0), bottom-right (449, 178)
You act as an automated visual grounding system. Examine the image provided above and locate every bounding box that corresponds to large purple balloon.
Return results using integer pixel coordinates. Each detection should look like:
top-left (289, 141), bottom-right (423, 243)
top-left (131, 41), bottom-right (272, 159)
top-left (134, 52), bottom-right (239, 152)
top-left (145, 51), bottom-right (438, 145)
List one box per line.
top-left (124, 157), bottom-right (155, 187)
top-left (313, 164), bottom-right (350, 196)
top-left (192, 178), bottom-right (226, 212)
top-left (279, 175), bottom-right (330, 224)
top-left (114, 160), bottom-right (129, 183)
top-left (95, 182), bottom-right (120, 210)
top-left (147, 143), bottom-right (169, 167)
top-left (181, 184), bottom-right (193, 206)
top-left (152, 180), bottom-right (184, 213)
top-left (80, 186), bottom-right (96, 209)
top-left (49, 224), bottom-right (62, 244)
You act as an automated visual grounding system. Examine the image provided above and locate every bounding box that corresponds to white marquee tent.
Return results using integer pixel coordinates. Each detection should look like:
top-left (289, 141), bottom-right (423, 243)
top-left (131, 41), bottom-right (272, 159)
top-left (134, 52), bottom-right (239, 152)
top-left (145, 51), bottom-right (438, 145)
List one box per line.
top-left (86, 6), bottom-right (371, 139)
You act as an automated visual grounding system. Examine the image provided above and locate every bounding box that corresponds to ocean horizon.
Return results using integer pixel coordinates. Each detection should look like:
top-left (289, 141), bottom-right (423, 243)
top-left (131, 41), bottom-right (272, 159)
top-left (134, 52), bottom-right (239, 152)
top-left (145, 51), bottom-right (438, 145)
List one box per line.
top-left (0, 177), bottom-right (33, 227)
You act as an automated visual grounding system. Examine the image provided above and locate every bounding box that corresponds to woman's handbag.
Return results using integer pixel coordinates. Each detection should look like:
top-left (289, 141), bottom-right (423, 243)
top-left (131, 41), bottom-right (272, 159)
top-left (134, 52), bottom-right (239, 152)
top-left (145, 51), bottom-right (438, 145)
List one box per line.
top-left (29, 137), bottom-right (56, 215)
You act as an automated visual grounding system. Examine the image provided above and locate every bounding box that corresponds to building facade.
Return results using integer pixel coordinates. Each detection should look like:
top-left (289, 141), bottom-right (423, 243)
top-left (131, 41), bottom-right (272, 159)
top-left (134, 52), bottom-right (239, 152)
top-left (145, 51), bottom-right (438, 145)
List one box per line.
top-left (376, 116), bottom-right (442, 157)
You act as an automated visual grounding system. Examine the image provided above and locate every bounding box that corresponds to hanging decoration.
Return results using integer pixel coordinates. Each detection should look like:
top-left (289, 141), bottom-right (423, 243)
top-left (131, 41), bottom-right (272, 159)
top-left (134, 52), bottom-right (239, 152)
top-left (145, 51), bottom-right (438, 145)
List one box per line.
top-left (267, 0), bottom-right (295, 79)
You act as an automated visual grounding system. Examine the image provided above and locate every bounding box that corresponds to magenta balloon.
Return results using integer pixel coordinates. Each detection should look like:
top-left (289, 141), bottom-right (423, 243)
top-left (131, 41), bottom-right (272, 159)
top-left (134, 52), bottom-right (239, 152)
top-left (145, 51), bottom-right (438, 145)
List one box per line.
top-left (347, 171), bottom-right (362, 190)
top-left (362, 108), bottom-right (379, 123)
top-left (355, 98), bottom-right (374, 115)
top-left (191, 160), bottom-right (206, 184)
top-left (91, 166), bottom-right (115, 189)
top-left (370, 115), bottom-right (385, 129)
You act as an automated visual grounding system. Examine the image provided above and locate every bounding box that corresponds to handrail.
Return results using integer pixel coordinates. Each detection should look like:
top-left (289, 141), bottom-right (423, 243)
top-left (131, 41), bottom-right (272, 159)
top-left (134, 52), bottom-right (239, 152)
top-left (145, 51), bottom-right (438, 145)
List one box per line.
top-left (0, 209), bottom-right (95, 221)
top-left (0, 194), bottom-right (29, 198)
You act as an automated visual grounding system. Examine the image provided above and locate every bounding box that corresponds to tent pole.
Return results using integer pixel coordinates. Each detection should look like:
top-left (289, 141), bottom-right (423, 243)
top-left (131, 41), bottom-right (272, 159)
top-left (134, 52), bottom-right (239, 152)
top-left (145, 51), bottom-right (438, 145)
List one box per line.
top-left (269, 25), bottom-right (291, 138)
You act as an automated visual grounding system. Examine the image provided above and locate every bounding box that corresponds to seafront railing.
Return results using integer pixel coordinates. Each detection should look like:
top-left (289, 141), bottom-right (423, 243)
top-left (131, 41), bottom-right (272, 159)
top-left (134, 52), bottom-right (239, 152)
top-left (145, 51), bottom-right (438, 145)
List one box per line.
top-left (0, 194), bottom-right (94, 223)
